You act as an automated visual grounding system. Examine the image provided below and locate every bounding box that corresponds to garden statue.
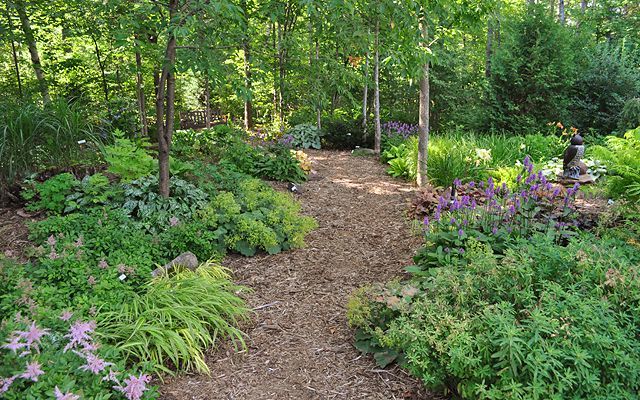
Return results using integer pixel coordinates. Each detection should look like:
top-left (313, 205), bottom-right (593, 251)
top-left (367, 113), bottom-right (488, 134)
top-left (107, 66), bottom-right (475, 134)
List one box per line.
top-left (562, 134), bottom-right (586, 180)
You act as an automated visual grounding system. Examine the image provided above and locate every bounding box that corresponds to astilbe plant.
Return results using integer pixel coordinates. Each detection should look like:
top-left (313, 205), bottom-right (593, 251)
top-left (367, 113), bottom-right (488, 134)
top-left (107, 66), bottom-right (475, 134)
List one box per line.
top-left (0, 312), bottom-right (156, 399)
top-left (413, 156), bottom-right (580, 272)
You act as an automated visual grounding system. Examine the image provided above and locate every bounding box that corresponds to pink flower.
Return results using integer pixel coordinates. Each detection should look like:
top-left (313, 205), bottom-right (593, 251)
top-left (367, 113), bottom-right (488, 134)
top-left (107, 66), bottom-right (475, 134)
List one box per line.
top-left (63, 320), bottom-right (96, 352)
top-left (87, 276), bottom-right (97, 286)
top-left (3, 334), bottom-right (27, 353)
top-left (169, 216), bottom-right (180, 226)
top-left (21, 360), bottom-right (45, 382)
top-left (117, 264), bottom-right (127, 273)
top-left (48, 249), bottom-right (60, 260)
top-left (0, 376), bottom-right (17, 394)
top-left (60, 310), bottom-right (74, 321)
top-left (102, 369), bottom-right (120, 384)
top-left (114, 373), bottom-right (152, 400)
top-left (47, 235), bottom-right (57, 247)
top-left (54, 386), bottom-right (80, 400)
top-left (17, 321), bottom-right (49, 348)
top-left (98, 260), bottom-right (108, 269)
top-left (73, 237), bottom-right (83, 247)
top-left (79, 353), bottom-right (113, 374)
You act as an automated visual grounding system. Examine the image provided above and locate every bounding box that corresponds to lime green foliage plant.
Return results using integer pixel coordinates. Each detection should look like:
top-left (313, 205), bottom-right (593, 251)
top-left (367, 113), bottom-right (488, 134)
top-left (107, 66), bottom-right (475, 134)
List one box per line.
top-left (591, 127), bottom-right (640, 201)
top-left (349, 235), bottom-right (640, 399)
top-left (97, 261), bottom-right (248, 374)
top-left (103, 130), bottom-right (155, 181)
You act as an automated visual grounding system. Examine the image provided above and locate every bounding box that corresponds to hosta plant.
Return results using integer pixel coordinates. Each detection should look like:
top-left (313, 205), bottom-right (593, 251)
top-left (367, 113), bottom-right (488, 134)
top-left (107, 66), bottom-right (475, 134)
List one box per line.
top-left (285, 124), bottom-right (322, 149)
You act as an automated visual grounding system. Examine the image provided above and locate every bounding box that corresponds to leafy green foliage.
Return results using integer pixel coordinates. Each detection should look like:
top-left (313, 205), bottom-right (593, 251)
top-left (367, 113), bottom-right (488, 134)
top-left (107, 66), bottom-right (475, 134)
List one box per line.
top-left (122, 175), bottom-right (209, 232)
top-left (0, 100), bottom-right (101, 191)
top-left (618, 98), bottom-right (640, 132)
top-left (97, 261), bottom-right (248, 374)
top-left (256, 146), bottom-right (307, 183)
top-left (22, 173), bottom-right (78, 214)
top-left (591, 127), bottom-right (640, 201)
top-left (63, 173), bottom-right (121, 213)
top-left (286, 123), bottom-right (322, 149)
top-left (102, 130), bottom-right (155, 182)
top-left (350, 235), bottom-right (640, 399)
top-left (487, 5), bottom-right (577, 131)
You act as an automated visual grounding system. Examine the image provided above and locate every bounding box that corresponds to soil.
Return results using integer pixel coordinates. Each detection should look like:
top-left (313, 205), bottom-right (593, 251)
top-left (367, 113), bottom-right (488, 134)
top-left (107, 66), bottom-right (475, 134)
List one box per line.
top-left (161, 151), bottom-right (435, 400)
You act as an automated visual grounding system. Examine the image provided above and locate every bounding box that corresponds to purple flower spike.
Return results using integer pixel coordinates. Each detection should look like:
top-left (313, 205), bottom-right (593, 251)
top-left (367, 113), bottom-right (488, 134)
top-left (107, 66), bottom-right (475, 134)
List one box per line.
top-left (423, 217), bottom-right (430, 227)
top-left (450, 217), bottom-right (457, 225)
top-left (516, 175), bottom-right (522, 183)
top-left (492, 226), bottom-right (498, 235)
top-left (458, 229), bottom-right (464, 238)
top-left (444, 247), bottom-right (450, 253)
top-left (458, 248), bottom-right (465, 254)
top-left (54, 386), bottom-right (80, 400)
top-left (469, 181), bottom-right (475, 188)
top-left (21, 361), bottom-right (44, 382)
top-left (114, 373), bottom-right (152, 400)
top-left (453, 178), bottom-right (461, 187)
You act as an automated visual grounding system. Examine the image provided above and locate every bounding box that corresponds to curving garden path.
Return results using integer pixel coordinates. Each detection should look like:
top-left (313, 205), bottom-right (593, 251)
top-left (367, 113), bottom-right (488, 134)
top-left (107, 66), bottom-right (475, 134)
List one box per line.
top-left (162, 151), bottom-right (435, 400)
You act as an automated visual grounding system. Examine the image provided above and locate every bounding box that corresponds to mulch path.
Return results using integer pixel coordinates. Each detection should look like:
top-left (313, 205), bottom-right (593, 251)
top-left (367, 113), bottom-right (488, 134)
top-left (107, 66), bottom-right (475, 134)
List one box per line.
top-left (161, 151), bottom-right (435, 400)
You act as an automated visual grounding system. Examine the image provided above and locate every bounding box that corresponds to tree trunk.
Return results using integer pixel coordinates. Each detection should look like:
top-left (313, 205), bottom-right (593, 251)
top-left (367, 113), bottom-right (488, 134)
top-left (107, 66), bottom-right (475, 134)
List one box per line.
top-left (373, 19), bottom-right (381, 155)
top-left (581, 0), bottom-right (587, 12)
top-left (559, 0), bottom-right (565, 24)
top-left (242, 0), bottom-right (253, 130)
top-left (92, 36), bottom-right (109, 104)
top-left (134, 43), bottom-right (148, 136)
top-left (204, 73), bottom-right (211, 128)
top-left (277, 22), bottom-right (285, 129)
top-left (417, 19), bottom-right (430, 188)
top-left (272, 22), bottom-right (278, 125)
top-left (5, 7), bottom-right (22, 97)
top-left (314, 36), bottom-right (321, 130)
top-left (485, 19), bottom-right (493, 78)
top-left (157, 0), bottom-right (178, 198)
top-left (13, 0), bottom-right (49, 104)
top-left (362, 51), bottom-right (369, 138)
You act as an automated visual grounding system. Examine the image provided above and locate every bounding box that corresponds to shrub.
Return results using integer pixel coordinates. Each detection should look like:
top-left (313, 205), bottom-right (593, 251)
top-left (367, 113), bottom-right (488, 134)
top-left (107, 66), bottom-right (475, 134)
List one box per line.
top-left (618, 98), bottom-right (640, 132)
top-left (255, 145), bottom-right (307, 183)
top-left (350, 235), bottom-right (640, 399)
top-left (321, 118), bottom-right (372, 150)
top-left (63, 173), bottom-right (121, 214)
top-left (97, 261), bottom-right (248, 374)
top-left (286, 123), bottom-right (322, 149)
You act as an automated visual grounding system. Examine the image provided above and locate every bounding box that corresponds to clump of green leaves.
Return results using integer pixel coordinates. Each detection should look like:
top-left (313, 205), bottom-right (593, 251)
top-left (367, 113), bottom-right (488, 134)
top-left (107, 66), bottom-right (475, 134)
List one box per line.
top-left (103, 130), bottom-right (155, 181)
top-left (591, 127), bottom-right (640, 201)
top-left (286, 124), bottom-right (322, 149)
top-left (350, 235), bottom-right (640, 399)
top-left (97, 261), bottom-right (248, 374)
top-left (22, 173), bottom-right (78, 214)
top-left (64, 173), bottom-right (121, 213)
top-left (122, 175), bottom-right (209, 232)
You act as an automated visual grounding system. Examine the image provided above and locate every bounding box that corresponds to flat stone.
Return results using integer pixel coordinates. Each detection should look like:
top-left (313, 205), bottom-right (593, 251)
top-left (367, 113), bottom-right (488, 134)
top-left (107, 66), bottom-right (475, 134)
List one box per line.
top-left (152, 251), bottom-right (199, 277)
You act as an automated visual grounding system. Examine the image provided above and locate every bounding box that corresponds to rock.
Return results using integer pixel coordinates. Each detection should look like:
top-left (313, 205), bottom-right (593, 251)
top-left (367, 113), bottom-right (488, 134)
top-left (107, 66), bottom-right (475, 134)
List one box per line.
top-left (152, 252), bottom-right (199, 277)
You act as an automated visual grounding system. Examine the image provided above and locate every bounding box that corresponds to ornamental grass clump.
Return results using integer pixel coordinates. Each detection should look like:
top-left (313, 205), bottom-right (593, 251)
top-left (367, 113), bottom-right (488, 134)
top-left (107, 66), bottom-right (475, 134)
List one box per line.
top-left (413, 156), bottom-right (579, 272)
top-left (97, 261), bottom-right (249, 375)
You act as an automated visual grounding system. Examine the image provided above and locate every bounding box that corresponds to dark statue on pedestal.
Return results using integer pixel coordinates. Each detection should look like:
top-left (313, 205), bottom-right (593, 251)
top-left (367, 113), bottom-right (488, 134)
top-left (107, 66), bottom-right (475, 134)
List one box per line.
top-left (563, 134), bottom-right (586, 180)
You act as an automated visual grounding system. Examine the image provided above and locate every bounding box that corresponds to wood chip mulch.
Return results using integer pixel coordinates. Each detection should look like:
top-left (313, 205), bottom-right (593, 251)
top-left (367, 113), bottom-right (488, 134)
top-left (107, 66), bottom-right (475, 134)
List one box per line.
top-left (161, 150), bottom-right (438, 400)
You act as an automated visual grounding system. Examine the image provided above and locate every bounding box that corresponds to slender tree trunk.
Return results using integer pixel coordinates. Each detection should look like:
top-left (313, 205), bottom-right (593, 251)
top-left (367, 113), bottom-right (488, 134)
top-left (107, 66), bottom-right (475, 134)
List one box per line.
top-left (272, 22), bottom-right (278, 125)
top-left (92, 36), bottom-right (109, 104)
top-left (559, 0), bottom-right (566, 24)
top-left (13, 0), bottom-right (49, 104)
top-left (417, 19), bottom-right (430, 188)
top-left (157, 0), bottom-right (178, 198)
top-left (204, 73), bottom-right (211, 128)
top-left (485, 19), bottom-right (493, 78)
top-left (362, 51), bottom-right (369, 138)
top-left (315, 38), bottom-right (321, 130)
top-left (373, 19), bottom-right (381, 155)
top-left (242, 0), bottom-right (253, 130)
top-left (277, 23), bottom-right (285, 129)
top-left (134, 43), bottom-right (148, 136)
top-left (5, 7), bottom-right (22, 97)
top-left (581, 0), bottom-right (587, 12)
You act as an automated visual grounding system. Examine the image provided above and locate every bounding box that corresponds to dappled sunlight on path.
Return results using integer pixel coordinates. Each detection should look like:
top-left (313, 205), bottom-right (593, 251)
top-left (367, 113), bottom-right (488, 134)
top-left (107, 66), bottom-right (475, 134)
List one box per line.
top-left (161, 151), bottom-right (435, 400)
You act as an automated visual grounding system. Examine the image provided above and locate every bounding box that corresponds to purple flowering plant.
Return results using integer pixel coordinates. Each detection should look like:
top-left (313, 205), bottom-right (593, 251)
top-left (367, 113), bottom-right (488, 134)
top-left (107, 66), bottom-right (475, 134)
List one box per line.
top-left (0, 313), bottom-right (157, 399)
top-left (412, 156), bottom-right (581, 272)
